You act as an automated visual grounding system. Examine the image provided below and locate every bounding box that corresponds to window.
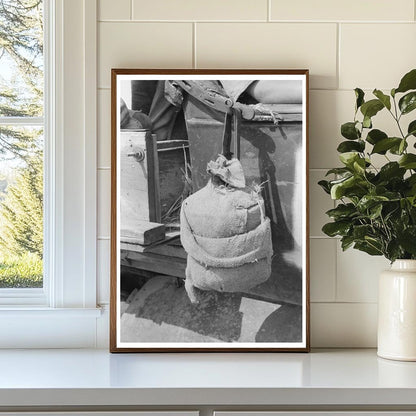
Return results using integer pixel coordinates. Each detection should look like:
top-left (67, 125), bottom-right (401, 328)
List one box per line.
top-left (0, 0), bottom-right (45, 293)
top-left (0, 0), bottom-right (100, 348)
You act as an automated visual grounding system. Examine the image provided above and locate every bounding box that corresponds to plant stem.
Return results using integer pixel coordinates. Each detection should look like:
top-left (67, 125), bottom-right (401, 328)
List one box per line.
top-left (390, 98), bottom-right (406, 139)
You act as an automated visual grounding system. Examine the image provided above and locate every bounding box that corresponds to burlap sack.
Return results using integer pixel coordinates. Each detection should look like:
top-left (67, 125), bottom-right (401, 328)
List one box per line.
top-left (180, 164), bottom-right (273, 303)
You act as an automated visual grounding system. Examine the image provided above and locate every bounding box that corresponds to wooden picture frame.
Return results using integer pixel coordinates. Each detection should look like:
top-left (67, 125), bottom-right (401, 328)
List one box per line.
top-left (110, 69), bottom-right (310, 352)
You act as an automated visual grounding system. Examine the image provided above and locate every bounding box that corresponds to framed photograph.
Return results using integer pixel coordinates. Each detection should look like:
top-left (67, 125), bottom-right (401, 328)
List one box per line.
top-left (110, 69), bottom-right (310, 352)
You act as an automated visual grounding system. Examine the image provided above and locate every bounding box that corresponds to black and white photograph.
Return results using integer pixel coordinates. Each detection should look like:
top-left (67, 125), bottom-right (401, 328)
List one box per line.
top-left (110, 69), bottom-right (309, 352)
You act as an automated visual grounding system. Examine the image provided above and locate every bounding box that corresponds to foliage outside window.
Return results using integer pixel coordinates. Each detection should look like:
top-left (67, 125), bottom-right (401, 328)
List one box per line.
top-left (0, 0), bottom-right (44, 288)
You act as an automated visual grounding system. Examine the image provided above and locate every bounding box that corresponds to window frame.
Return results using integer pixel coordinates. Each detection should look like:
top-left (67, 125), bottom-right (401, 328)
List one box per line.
top-left (0, 0), bottom-right (100, 348)
top-left (0, 0), bottom-right (47, 304)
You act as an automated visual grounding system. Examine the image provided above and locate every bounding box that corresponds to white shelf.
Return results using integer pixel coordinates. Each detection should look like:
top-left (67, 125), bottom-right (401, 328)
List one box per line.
top-left (0, 348), bottom-right (416, 408)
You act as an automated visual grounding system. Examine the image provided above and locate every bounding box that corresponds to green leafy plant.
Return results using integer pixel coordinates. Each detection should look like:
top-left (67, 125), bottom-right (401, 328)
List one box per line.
top-left (319, 69), bottom-right (416, 262)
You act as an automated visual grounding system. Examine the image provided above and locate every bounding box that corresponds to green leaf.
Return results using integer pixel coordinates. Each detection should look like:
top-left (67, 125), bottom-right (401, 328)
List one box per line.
top-left (373, 89), bottom-right (391, 110)
top-left (398, 227), bottom-right (416, 255)
top-left (325, 167), bottom-right (352, 176)
top-left (341, 235), bottom-right (355, 251)
top-left (337, 140), bottom-right (365, 153)
top-left (326, 203), bottom-right (356, 220)
top-left (399, 154), bottom-right (416, 169)
top-left (391, 88), bottom-right (396, 97)
top-left (353, 158), bottom-right (366, 174)
top-left (389, 139), bottom-right (408, 155)
top-left (366, 129), bottom-right (387, 145)
top-left (330, 175), bottom-right (357, 199)
top-left (353, 224), bottom-right (373, 239)
top-left (322, 221), bottom-right (351, 237)
top-left (369, 203), bottom-right (383, 220)
top-left (341, 122), bottom-right (360, 140)
top-left (399, 91), bottom-right (416, 115)
top-left (406, 174), bottom-right (416, 187)
top-left (363, 116), bottom-right (372, 129)
top-left (390, 139), bottom-right (408, 155)
top-left (371, 137), bottom-right (402, 154)
top-left (396, 69), bottom-right (416, 94)
top-left (365, 236), bottom-right (384, 251)
top-left (354, 241), bottom-right (383, 256)
top-left (386, 240), bottom-right (402, 263)
top-left (318, 180), bottom-right (331, 194)
top-left (407, 120), bottom-right (416, 137)
top-left (339, 151), bottom-right (360, 166)
top-left (405, 175), bottom-right (416, 197)
top-left (357, 195), bottom-right (389, 211)
top-left (355, 88), bottom-right (365, 110)
top-left (377, 162), bottom-right (406, 182)
top-left (360, 99), bottom-right (384, 119)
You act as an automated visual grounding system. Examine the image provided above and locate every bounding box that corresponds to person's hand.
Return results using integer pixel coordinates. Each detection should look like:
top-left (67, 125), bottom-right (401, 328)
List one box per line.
top-left (120, 98), bottom-right (152, 130)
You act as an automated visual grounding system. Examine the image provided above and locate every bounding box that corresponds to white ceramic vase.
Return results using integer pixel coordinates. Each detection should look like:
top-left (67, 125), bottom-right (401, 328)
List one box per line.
top-left (378, 259), bottom-right (416, 361)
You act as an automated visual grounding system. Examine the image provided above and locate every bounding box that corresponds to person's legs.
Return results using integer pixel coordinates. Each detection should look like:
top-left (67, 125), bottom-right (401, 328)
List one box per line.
top-left (247, 80), bottom-right (302, 104)
top-left (131, 80), bottom-right (157, 114)
top-left (149, 81), bottom-right (181, 141)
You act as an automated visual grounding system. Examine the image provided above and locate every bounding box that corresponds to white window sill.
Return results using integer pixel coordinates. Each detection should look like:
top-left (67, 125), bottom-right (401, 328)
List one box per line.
top-left (0, 307), bottom-right (102, 316)
top-left (0, 349), bottom-right (415, 409)
top-left (0, 307), bottom-right (105, 348)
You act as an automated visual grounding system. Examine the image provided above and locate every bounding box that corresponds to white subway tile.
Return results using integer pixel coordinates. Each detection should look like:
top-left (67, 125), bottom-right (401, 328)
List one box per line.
top-left (271, 0), bottom-right (414, 22)
top-left (98, 89), bottom-right (111, 168)
top-left (309, 90), bottom-right (350, 169)
top-left (133, 0), bottom-right (268, 21)
top-left (310, 239), bottom-right (336, 302)
top-left (98, 22), bottom-right (193, 89)
top-left (309, 170), bottom-right (334, 237)
top-left (336, 244), bottom-right (389, 302)
top-left (311, 302), bottom-right (377, 347)
top-left (98, 0), bottom-right (131, 21)
top-left (196, 23), bottom-right (337, 89)
top-left (97, 239), bottom-right (110, 304)
top-left (340, 24), bottom-right (416, 90)
top-left (98, 169), bottom-right (111, 238)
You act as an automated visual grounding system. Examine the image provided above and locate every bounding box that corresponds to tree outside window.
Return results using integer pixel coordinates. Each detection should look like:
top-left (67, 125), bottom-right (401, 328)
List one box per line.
top-left (0, 0), bottom-right (44, 288)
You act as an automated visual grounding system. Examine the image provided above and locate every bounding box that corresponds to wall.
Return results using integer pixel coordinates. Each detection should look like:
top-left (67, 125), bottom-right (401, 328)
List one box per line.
top-left (96, 0), bottom-right (416, 347)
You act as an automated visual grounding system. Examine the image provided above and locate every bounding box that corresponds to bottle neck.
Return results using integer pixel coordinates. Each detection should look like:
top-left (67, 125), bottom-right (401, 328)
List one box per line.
top-left (391, 259), bottom-right (416, 271)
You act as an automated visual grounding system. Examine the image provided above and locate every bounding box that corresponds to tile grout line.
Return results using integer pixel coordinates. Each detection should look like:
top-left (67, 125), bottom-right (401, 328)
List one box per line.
top-left (311, 301), bottom-right (378, 305)
top-left (97, 19), bottom-right (416, 24)
top-left (192, 22), bottom-right (197, 69)
top-left (267, 0), bottom-right (271, 22)
top-left (96, 87), bottom-right (393, 92)
top-left (333, 230), bottom-right (338, 302)
top-left (332, 181), bottom-right (338, 302)
top-left (130, 0), bottom-right (133, 20)
top-left (336, 22), bottom-right (340, 90)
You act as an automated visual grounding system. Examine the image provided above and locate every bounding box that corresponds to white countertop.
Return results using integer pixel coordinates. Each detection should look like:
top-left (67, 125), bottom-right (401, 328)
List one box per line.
top-left (0, 348), bottom-right (416, 407)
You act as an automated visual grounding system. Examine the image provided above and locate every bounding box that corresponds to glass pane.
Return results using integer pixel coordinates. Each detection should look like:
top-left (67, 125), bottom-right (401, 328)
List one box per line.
top-left (0, 0), bottom-right (44, 117)
top-left (0, 126), bottom-right (43, 288)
